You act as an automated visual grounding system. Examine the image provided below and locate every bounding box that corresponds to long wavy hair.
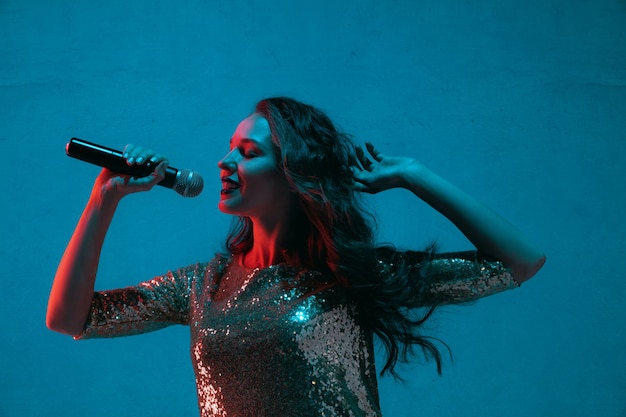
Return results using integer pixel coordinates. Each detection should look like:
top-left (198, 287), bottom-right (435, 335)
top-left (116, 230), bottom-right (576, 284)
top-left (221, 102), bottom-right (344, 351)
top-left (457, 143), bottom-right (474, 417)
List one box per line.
top-left (225, 97), bottom-right (443, 377)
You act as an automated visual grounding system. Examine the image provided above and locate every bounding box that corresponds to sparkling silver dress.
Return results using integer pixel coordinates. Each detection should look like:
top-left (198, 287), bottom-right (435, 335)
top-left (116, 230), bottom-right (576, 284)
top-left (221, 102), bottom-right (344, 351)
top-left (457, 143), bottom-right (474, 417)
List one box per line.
top-left (75, 250), bottom-right (518, 417)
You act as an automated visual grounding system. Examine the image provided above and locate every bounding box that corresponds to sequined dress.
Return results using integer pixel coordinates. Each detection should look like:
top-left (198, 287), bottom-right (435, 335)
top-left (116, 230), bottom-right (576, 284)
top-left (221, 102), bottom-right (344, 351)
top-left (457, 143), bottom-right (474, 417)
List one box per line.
top-left (76, 250), bottom-right (518, 417)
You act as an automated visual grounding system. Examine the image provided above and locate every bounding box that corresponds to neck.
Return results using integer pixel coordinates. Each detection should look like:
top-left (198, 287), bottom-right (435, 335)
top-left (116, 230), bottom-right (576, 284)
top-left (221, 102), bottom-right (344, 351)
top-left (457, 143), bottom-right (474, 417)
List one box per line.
top-left (242, 216), bottom-right (298, 268)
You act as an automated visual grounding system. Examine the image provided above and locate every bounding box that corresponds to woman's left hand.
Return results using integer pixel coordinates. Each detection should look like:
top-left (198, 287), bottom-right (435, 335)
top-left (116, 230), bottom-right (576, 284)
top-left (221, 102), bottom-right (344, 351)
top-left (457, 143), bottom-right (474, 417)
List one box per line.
top-left (352, 142), bottom-right (423, 194)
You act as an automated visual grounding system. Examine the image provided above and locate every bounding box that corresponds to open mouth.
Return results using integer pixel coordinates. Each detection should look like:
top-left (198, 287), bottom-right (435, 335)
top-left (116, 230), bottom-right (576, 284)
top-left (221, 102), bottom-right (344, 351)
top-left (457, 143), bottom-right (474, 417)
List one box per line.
top-left (221, 177), bottom-right (240, 194)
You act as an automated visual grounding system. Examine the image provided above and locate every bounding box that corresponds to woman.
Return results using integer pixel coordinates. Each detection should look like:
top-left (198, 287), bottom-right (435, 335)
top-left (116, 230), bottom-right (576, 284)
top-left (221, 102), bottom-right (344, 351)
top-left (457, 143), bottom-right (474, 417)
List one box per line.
top-left (47, 97), bottom-right (545, 416)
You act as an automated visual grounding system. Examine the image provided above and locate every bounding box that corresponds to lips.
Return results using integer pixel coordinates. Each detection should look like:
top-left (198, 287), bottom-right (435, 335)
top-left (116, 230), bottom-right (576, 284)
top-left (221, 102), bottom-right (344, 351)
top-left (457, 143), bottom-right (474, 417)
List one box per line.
top-left (221, 177), bottom-right (240, 194)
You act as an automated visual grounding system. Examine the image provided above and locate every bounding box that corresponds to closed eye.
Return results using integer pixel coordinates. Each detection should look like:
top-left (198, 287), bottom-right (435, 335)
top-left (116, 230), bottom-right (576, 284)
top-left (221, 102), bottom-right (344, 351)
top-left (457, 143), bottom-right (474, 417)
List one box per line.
top-left (239, 147), bottom-right (259, 159)
top-left (229, 138), bottom-right (263, 159)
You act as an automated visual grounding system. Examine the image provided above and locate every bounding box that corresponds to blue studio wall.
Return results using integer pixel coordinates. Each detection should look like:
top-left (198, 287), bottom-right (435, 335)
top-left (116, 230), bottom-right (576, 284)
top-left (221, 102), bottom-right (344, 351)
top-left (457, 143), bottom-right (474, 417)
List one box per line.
top-left (1, 1), bottom-right (625, 416)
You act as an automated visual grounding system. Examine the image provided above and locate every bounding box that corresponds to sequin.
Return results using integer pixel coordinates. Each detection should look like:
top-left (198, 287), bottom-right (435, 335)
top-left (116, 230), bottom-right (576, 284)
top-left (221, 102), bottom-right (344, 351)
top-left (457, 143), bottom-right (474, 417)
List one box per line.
top-left (75, 251), bottom-right (518, 416)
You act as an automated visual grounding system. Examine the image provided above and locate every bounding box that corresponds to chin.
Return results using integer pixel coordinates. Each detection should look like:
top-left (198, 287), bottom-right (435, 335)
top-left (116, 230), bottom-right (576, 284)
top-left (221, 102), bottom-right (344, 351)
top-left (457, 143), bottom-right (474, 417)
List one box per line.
top-left (217, 199), bottom-right (230, 212)
top-left (218, 200), bottom-right (244, 216)
top-left (217, 202), bottom-right (232, 214)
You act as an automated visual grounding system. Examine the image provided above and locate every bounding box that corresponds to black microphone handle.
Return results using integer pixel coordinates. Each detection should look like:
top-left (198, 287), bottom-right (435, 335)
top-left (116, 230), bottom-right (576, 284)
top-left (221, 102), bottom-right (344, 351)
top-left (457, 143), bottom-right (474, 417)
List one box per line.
top-left (66, 137), bottom-right (177, 188)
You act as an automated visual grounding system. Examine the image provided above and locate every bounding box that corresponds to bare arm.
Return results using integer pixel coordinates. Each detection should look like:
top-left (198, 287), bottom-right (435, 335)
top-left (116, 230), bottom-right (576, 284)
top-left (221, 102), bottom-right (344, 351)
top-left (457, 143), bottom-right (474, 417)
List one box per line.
top-left (46, 147), bottom-right (168, 336)
top-left (353, 142), bottom-right (545, 284)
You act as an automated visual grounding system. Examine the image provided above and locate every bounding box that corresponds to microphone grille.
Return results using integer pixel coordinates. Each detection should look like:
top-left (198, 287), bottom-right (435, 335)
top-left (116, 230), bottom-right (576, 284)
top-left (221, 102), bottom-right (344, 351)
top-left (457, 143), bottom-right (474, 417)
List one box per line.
top-left (174, 170), bottom-right (204, 197)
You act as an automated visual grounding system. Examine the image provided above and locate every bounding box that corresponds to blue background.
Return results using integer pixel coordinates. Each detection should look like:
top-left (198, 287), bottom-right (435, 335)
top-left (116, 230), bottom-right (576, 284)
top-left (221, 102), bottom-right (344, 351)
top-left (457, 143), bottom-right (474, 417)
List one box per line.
top-left (1, 0), bottom-right (625, 416)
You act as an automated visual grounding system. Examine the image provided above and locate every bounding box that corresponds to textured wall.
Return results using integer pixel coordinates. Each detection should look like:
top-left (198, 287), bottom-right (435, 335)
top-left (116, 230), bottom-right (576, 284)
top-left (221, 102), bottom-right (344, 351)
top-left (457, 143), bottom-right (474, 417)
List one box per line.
top-left (1, 0), bottom-right (625, 416)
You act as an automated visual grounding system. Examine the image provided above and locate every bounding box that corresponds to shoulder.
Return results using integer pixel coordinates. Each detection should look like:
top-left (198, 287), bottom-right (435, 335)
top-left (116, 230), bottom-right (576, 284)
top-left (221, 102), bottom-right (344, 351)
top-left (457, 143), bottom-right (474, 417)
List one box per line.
top-left (374, 246), bottom-right (432, 275)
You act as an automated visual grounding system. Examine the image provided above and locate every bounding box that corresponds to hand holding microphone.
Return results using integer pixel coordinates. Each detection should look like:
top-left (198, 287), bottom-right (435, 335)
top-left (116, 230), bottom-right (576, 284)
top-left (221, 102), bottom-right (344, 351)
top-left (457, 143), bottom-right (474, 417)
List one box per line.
top-left (66, 138), bottom-right (204, 197)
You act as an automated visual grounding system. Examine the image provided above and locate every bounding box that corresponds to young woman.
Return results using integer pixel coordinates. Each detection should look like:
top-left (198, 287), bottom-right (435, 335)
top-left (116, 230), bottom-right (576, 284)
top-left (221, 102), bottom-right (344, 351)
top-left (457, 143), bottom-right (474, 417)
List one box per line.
top-left (47, 97), bottom-right (545, 416)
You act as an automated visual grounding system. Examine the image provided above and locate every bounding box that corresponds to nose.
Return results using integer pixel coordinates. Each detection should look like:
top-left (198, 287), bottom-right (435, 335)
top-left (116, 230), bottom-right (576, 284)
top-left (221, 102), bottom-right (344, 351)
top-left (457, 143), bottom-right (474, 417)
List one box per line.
top-left (217, 149), bottom-right (237, 172)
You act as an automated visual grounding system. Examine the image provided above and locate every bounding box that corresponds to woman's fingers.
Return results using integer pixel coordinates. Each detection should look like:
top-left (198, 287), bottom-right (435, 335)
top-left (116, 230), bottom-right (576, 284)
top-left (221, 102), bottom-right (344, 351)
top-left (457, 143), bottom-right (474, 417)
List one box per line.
top-left (351, 163), bottom-right (376, 194)
top-left (123, 144), bottom-right (166, 166)
top-left (355, 142), bottom-right (385, 173)
top-left (123, 144), bottom-right (140, 164)
top-left (355, 146), bottom-right (373, 172)
top-left (150, 160), bottom-right (168, 183)
top-left (365, 142), bottom-right (384, 162)
top-left (94, 145), bottom-right (169, 199)
top-left (129, 159), bottom-right (168, 186)
top-left (108, 160), bottom-right (167, 194)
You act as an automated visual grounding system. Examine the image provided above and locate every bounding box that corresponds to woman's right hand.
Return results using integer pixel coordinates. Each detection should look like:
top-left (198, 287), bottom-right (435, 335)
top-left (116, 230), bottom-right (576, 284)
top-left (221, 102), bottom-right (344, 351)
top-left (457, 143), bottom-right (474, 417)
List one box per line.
top-left (93, 144), bottom-right (169, 200)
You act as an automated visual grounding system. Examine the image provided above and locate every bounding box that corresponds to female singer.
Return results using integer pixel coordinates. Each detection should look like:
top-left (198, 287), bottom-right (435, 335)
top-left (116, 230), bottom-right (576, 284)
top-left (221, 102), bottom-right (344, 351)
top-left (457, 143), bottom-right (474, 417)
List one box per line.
top-left (47, 97), bottom-right (545, 416)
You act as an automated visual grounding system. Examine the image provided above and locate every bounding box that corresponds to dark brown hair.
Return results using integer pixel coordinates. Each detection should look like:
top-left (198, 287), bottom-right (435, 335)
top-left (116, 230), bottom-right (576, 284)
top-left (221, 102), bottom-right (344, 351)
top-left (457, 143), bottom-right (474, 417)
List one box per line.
top-left (225, 97), bottom-right (443, 377)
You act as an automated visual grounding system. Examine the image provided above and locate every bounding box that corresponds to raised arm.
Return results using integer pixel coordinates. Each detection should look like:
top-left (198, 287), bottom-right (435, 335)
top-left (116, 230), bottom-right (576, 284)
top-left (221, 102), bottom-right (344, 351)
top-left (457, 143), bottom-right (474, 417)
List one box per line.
top-left (353, 142), bottom-right (545, 284)
top-left (46, 146), bottom-right (168, 336)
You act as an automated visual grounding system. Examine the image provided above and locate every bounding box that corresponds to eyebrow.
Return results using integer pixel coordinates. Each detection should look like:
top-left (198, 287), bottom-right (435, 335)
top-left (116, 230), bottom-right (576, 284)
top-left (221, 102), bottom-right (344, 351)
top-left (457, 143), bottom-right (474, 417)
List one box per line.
top-left (229, 137), bottom-right (263, 147)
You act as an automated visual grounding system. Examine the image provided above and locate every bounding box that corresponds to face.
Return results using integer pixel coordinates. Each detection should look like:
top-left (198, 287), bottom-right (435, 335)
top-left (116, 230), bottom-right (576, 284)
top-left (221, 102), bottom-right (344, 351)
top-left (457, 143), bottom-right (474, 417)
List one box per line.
top-left (217, 113), bottom-right (296, 222)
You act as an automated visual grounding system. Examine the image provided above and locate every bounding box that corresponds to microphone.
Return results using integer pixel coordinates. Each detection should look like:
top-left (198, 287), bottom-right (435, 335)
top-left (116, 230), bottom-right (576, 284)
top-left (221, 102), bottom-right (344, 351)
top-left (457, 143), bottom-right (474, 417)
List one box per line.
top-left (66, 137), bottom-right (204, 197)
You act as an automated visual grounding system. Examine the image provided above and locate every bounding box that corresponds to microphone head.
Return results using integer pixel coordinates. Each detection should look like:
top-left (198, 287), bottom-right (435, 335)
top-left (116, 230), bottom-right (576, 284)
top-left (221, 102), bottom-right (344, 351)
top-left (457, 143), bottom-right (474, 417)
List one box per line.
top-left (174, 170), bottom-right (204, 197)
